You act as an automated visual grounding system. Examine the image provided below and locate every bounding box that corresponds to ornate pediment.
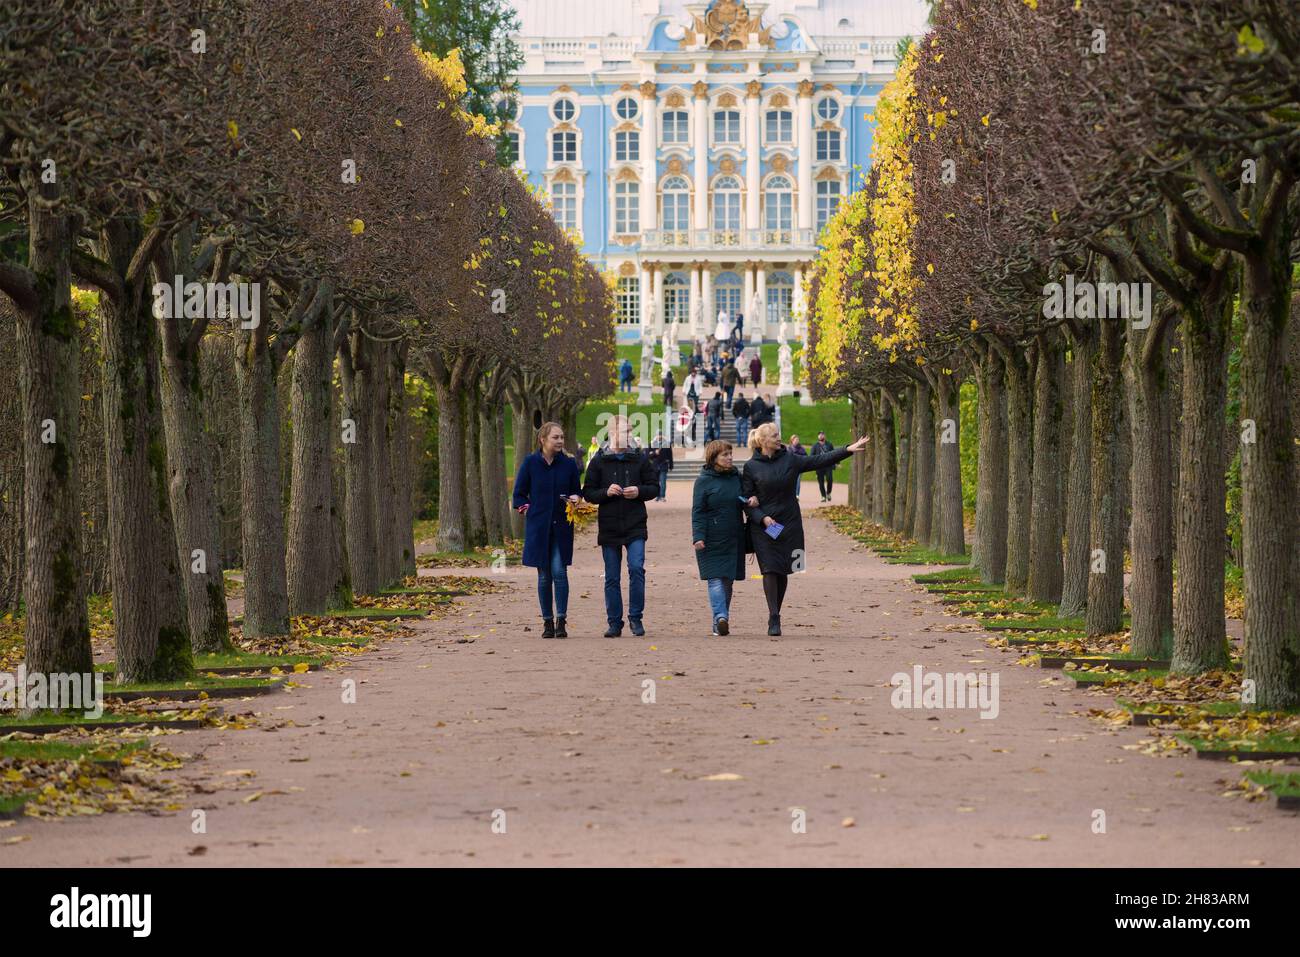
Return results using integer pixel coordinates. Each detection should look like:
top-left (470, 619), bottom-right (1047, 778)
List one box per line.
top-left (684, 1), bottom-right (773, 52)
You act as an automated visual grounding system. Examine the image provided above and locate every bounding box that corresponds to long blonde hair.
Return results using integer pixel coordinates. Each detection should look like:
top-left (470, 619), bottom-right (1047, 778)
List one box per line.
top-left (747, 421), bottom-right (779, 453)
top-left (536, 421), bottom-right (564, 449)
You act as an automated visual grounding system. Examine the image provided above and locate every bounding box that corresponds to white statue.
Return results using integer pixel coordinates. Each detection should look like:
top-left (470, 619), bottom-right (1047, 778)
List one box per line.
top-left (749, 291), bottom-right (764, 342)
top-left (690, 297), bottom-right (704, 338)
top-left (777, 341), bottom-right (794, 397)
top-left (645, 291), bottom-right (658, 333)
top-left (778, 316), bottom-right (791, 345)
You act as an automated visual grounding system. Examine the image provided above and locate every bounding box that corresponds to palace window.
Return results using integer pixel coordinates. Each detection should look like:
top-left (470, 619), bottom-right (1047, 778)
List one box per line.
top-left (765, 109), bottom-right (793, 144)
top-left (816, 97), bottom-right (841, 122)
top-left (506, 131), bottom-right (520, 165)
top-left (615, 276), bottom-right (640, 325)
top-left (616, 96), bottom-right (639, 121)
top-left (816, 129), bottom-right (842, 162)
top-left (713, 110), bottom-right (741, 145)
top-left (552, 97), bottom-right (576, 122)
top-left (552, 130), bottom-right (576, 163)
top-left (614, 181), bottom-right (640, 235)
top-left (662, 110), bottom-right (689, 144)
top-left (551, 181), bottom-right (578, 233)
top-left (764, 175), bottom-right (793, 233)
top-left (615, 130), bottom-right (640, 163)
top-left (816, 179), bottom-right (843, 233)
top-left (767, 271), bottom-right (794, 326)
top-left (712, 175), bottom-right (742, 234)
top-left (664, 272), bottom-right (690, 326)
top-left (661, 176), bottom-right (691, 232)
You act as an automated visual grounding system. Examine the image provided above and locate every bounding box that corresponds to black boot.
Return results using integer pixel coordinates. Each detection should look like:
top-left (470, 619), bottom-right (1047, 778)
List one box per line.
top-left (603, 624), bottom-right (621, 638)
top-left (767, 615), bottom-right (781, 637)
top-left (542, 618), bottom-right (556, 639)
top-left (555, 616), bottom-right (568, 638)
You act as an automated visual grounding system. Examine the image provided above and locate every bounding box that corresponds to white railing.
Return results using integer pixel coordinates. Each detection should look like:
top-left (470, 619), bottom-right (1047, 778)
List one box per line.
top-left (640, 228), bottom-right (816, 251)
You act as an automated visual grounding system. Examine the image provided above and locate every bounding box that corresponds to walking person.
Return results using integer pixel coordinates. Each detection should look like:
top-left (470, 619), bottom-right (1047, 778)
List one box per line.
top-left (788, 434), bottom-right (807, 498)
top-left (742, 422), bottom-right (870, 636)
top-left (704, 390), bottom-right (723, 443)
top-left (732, 392), bottom-right (751, 446)
top-left (734, 312), bottom-right (745, 342)
top-left (810, 431), bottom-right (835, 502)
top-left (691, 440), bottom-right (749, 636)
top-left (662, 367), bottom-right (676, 409)
top-left (748, 352), bottom-right (763, 388)
top-left (512, 422), bottom-right (583, 639)
top-left (749, 392), bottom-right (771, 429)
top-left (677, 400), bottom-right (696, 448)
top-left (721, 360), bottom-right (740, 409)
top-left (649, 431), bottom-right (674, 501)
top-left (619, 357), bottom-right (634, 393)
top-left (582, 415), bottom-right (658, 637)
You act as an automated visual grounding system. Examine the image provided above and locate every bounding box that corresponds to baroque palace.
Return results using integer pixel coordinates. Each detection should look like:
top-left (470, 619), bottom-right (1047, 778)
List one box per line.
top-left (506, 0), bottom-right (929, 343)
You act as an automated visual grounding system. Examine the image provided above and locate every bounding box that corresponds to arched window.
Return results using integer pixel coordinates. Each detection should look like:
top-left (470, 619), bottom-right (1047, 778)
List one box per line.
top-left (816, 179), bottom-right (843, 233)
top-left (713, 109), bottom-right (741, 144)
top-left (664, 271), bottom-right (690, 326)
top-left (764, 175), bottom-right (793, 233)
top-left (767, 271), bottom-right (794, 327)
top-left (615, 130), bottom-right (640, 162)
top-left (615, 96), bottom-right (639, 120)
top-left (662, 110), bottom-right (689, 145)
top-left (552, 97), bottom-right (576, 122)
top-left (766, 109), bottom-right (792, 144)
top-left (550, 181), bottom-right (578, 233)
top-left (712, 175), bottom-right (742, 237)
top-left (661, 175), bottom-right (691, 234)
top-left (714, 271), bottom-right (743, 320)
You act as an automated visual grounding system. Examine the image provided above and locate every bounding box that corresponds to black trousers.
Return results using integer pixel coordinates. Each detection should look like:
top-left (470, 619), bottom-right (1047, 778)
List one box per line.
top-left (817, 469), bottom-right (833, 498)
top-left (762, 572), bottom-right (788, 616)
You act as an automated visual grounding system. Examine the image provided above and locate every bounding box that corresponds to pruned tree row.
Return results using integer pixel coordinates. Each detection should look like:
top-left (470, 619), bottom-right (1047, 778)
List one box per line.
top-left (808, 0), bottom-right (1299, 709)
top-left (0, 0), bottom-right (613, 682)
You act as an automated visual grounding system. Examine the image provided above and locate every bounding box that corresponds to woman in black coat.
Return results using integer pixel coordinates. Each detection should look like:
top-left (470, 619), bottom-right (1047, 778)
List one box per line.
top-left (741, 421), bottom-right (870, 635)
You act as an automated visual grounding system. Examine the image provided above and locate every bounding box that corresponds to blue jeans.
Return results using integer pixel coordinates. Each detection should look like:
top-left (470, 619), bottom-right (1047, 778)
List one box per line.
top-left (707, 578), bottom-right (734, 625)
top-left (724, 385), bottom-right (734, 407)
top-left (735, 416), bottom-right (750, 446)
top-left (655, 466), bottom-right (670, 500)
top-left (602, 538), bottom-right (646, 628)
top-left (705, 416), bottom-right (720, 442)
top-left (536, 536), bottom-right (568, 619)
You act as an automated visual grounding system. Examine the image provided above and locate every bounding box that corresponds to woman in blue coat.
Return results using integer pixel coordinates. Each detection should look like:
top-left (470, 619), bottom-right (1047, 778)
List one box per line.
top-left (512, 421), bottom-right (582, 639)
top-left (691, 440), bottom-right (749, 636)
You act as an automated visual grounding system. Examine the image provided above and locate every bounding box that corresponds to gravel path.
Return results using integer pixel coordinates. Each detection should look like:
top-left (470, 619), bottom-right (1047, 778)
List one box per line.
top-left (4, 478), bottom-right (1294, 866)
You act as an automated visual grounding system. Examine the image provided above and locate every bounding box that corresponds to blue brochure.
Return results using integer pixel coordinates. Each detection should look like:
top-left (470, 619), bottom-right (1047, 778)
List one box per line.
top-left (764, 521), bottom-right (784, 539)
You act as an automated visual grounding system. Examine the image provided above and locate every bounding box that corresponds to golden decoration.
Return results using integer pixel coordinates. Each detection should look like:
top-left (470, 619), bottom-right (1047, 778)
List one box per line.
top-left (717, 92), bottom-right (738, 108)
top-left (615, 167), bottom-right (641, 182)
top-left (815, 166), bottom-right (843, 181)
top-left (693, 80), bottom-right (710, 99)
top-left (619, 261), bottom-right (637, 277)
top-left (797, 79), bottom-right (815, 98)
top-left (552, 167), bottom-right (576, 183)
top-left (692, 1), bottom-right (773, 52)
top-left (667, 157), bottom-right (685, 174)
top-left (665, 91), bottom-right (686, 108)
top-left (639, 80), bottom-right (658, 100)
top-left (769, 91), bottom-right (789, 108)
top-left (770, 153), bottom-right (789, 172)
top-left (746, 79), bottom-right (763, 98)
top-left (718, 156), bottom-right (736, 174)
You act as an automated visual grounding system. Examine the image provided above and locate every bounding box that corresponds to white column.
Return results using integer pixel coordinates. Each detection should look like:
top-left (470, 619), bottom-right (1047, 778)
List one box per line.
top-left (641, 264), bottom-right (654, 328)
top-left (688, 265), bottom-right (701, 338)
top-left (755, 265), bottom-right (767, 337)
top-left (693, 82), bottom-right (710, 236)
top-left (653, 265), bottom-right (665, 334)
top-left (701, 266), bottom-right (713, 328)
top-left (796, 80), bottom-right (814, 232)
top-left (641, 82), bottom-right (658, 232)
top-left (745, 81), bottom-right (761, 233)
top-left (743, 264), bottom-right (754, 326)
top-left (793, 264), bottom-right (806, 319)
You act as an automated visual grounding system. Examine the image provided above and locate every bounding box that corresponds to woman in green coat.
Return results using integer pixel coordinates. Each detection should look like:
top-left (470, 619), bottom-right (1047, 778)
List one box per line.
top-left (691, 440), bottom-right (750, 636)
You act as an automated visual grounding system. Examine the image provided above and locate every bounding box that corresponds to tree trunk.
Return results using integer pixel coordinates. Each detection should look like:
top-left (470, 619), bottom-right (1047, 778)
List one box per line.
top-left (1028, 333), bottom-right (1064, 603)
top-left (432, 357), bottom-right (467, 554)
top-left (1059, 327), bottom-right (1094, 618)
top-left (13, 202), bottom-right (92, 677)
top-left (931, 370), bottom-right (965, 557)
top-left (1127, 311), bottom-right (1174, 658)
top-left (891, 390), bottom-right (912, 533)
top-left (234, 318), bottom-right (289, 638)
top-left (911, 379), bottom-right (934, 543)
top-left (480, 391), bottom-right (507, 543)
top-left (1002, 347), bottom-right (1034, 596)
top-left (1239, 244), bottom-right (1299, 708)
top-left (95, 228), bottom-right (191, 681)
top-left (287, 298), bottom-right (345, 614)
top-left (340, 331), bottom-right (380, 596)
top-left (973, 346), bottom-right (1008, 584)
top-left (1172, 286), bottom-right (1233, 673)
top-left (1085, 317), bottom-right (1126, 635)
top-left (390, 344), bottom-right (416, 580)
top-left (463, 380), bottom-right (487, 549)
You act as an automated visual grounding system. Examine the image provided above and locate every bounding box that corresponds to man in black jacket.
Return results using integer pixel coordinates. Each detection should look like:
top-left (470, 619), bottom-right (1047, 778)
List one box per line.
top-left (583, 415), bottom-right (659, 637)
top-left (749, 394), bottom-right (771, 428)
top-left (810, 431), bottom-right (835, 501)
top-left (648, 432), bottom-right (673, 501)
top-left (731, 393), bottom-right (751, 446)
